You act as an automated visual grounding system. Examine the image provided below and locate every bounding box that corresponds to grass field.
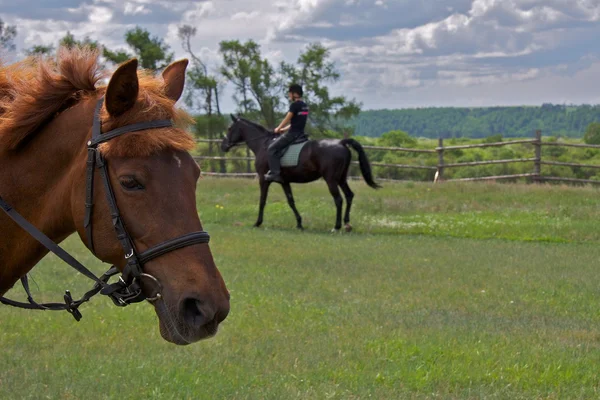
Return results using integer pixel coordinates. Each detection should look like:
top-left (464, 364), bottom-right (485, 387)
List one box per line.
top-left (2, 178), bottom-right (600, 399)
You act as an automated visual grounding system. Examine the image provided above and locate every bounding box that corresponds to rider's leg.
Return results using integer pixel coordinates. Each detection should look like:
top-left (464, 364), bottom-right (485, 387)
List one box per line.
top-left (266, 133), bottom-right (296, 182)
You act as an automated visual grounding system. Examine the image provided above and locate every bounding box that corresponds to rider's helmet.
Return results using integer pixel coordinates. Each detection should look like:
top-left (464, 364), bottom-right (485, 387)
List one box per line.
top-left (288, 84), bottom-right (303, 98)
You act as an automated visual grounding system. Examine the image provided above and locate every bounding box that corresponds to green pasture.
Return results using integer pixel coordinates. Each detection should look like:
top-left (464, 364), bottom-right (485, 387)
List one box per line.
top-left (1, 178), bottom-right (600, 399)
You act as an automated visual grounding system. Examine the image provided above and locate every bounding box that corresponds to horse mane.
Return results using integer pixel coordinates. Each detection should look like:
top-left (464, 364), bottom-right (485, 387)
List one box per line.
top-left (0, 48), bottom-right (101, 150)
top-left (239, 117), bottom-right (272, 135)
top-left (98, 71), bottom-right (195, 158)
top-left (0, 47), bottom-right (195, 156)
top-left (0, 61), bottom-right (14, 116)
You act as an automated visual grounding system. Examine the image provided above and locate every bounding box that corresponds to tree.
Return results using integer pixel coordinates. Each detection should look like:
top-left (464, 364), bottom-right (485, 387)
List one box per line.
top-left (247, 56), bottom-right (281, 129)
top-left (0, 19), bottom-right (16, 51)
top-left (104, 27), bottom-right (173, 70)
top-left (219, 40), bottom-right (281, 128)
top-left (219, 40), bottom-right (256, 116)
top-left (379, 130), bottom-right (417, 147)
top-left (60, 31), bottom-right (99, 51)
top-left (178, 25), bottom-right (226, 172)
top-left (584, 122), bottom-right (600, 145)
top-left (280, 43), bottom-right (361, 135)
top-left (25, 31), bottom-right (100, 57)
top-left (178, 25), bottom-right (221, 115)
top-left (26, 45), bottom-right (55, 56)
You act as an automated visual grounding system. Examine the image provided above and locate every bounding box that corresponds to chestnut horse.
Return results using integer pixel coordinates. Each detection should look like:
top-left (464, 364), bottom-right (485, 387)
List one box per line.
top-left (0, 48), bottom-right (229, 345)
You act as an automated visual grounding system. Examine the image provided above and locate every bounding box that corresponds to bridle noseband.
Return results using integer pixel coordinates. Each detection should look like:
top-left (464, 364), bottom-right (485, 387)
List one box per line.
top-left (0, 96), bottom-right (210, 321)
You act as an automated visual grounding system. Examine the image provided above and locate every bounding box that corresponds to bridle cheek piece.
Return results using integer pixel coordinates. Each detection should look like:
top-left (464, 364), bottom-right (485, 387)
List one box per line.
top-left (0, 96), bottom-right (210, 321)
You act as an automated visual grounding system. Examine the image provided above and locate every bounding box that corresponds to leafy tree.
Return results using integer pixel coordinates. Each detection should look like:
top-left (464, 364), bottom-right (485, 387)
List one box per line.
top-left (379, 130), bottom-right (417, 147)
top-left (60, 31), bottom-right (99, 51)
top-left (104, 27), bottom-right (173, 70)
top-left (0, 19), bottom-right (16, 51)
top-left (583, 122), bottom-right (600, 145)
top-left (219, 40), bottom-right (254, 115)
top-left (102, 48), bottom-right (131, 65)
top-left (351, 106), bottom-right (600, 139)
top-left (280, 43), bottom-right (361, 135)
top-left (178, 25), bottom-right (221, 115)
top-left (26, 31), bottom-right (98, 57)
top-left (484, 134), bottom-right (503, 143)
top-left (178, 25), bottom-right (227, 172)
top-left (26, 45), bottom-right (55, 56)
top-left (219, 40), bottom-right (281, 128)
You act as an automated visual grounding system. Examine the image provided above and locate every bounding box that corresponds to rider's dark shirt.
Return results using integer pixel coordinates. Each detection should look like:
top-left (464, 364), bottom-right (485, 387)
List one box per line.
top-left (289, 100), bottom-right (309, 134)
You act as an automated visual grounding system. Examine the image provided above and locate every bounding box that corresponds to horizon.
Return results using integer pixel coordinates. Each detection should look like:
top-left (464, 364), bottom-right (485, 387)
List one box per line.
top-left (360, 103), bottom-right (600, 112)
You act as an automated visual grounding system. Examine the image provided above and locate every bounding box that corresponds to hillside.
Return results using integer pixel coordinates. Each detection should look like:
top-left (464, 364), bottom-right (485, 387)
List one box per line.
top-left (352, 104), bottom-right (600, 139)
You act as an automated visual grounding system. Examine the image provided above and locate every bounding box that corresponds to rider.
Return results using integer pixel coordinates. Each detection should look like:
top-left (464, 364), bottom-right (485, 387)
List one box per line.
top-left (264, 84), bottom-right (309, 183)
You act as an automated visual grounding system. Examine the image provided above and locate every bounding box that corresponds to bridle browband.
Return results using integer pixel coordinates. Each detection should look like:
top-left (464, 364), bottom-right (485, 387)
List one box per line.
top-left (0, 96), bottom-right (210, 321)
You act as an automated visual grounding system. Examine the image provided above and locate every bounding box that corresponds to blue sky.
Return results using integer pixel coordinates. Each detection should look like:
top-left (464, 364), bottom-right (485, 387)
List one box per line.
top-left (1, 0), bottom-right (600, 111)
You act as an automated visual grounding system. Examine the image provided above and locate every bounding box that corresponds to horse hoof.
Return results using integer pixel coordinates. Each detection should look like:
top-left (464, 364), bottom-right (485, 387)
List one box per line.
top-left (297, 226), bottom-right (304, 231)
top-left (344, 224), bottom-right (353, 232)
top-left (254, 223), bottom-right (262, 228)
top-left (331, 228), bottom-right (341, 233)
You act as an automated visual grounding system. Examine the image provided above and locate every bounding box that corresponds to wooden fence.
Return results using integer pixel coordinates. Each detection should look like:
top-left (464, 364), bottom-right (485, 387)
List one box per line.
top-left (194, 131), bottom-right (600, 185)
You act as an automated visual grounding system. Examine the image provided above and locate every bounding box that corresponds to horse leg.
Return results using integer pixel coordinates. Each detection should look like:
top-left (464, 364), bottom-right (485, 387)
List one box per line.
top-left (326, 180), bottom-right (343, 232)
top-left (282, 182), bottom-right (303, 230)
top-left (255, 179), bottom-right (271, 228)
top-left (340, 180), bottom-right (354, 232)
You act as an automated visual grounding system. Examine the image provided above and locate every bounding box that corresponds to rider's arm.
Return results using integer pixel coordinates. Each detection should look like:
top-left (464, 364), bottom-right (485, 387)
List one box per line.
top-left (280, 124), bottom-right (291, 132)
top-left (275, 112), bottom-right (293, 133)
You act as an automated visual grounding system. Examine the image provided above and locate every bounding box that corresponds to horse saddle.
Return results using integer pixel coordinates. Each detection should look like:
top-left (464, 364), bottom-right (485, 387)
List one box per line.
top-left (281, 139), bottom-right (309, 167)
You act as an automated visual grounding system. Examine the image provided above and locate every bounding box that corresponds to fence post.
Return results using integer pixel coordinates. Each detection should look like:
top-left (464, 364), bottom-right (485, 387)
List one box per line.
top-left (435, 137), bottom-right (444, 182)
top-left (220, 152), bottom-right (226, 174)
top-left (533, 130), bottom-right (542, 183)
top-left (246, 148), bottom-right (252, 173)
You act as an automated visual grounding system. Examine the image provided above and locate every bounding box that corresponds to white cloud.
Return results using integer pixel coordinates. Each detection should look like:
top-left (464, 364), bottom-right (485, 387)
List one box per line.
top-left (88, 6), bottom-right (114, 23)
top-left (1, 0), bottom-right (600, 111)
top-left (124, 2), bottom-right (152, 15)
top-left (182, 1), bottom-right (215, 22)
top-left (231, 11), bottom-right (261, 21)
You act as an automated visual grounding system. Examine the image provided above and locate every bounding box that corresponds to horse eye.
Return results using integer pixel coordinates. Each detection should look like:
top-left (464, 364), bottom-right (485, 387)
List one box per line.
top-left (120, 176), bottom-right (144, 191)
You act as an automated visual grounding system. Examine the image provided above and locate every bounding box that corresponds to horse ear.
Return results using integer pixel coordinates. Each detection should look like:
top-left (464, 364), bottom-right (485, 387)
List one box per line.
top-left (105, 59), bottom-right (139, 117)
top-left (230, 114), bottom-right (237, 122)
top-left (162, 59), bottom-right (189, 102)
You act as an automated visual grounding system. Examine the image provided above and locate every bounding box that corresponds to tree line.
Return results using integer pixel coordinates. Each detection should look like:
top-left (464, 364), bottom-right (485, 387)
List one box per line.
top-left (0, 20), bottom-right (359, 138)
top-left (353, 104), bottom-right (600, 139)
top-left (4, 19), bottom-right (600, 144)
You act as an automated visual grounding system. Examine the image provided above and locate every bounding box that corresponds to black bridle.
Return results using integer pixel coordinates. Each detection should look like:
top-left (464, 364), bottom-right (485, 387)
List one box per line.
top-left (0, 97), bottom-right (210, 321)
top-left (222, 118), bottom-right (274, 150)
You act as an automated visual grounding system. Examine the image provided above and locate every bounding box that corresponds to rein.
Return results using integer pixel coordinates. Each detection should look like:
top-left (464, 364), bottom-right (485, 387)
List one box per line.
top-left (0, 97), bottom-right (210, 321)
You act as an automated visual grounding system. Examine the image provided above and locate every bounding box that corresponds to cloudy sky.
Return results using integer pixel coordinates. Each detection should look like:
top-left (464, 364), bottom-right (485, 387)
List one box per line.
top-left (1, 0), bottom-right (600, 111)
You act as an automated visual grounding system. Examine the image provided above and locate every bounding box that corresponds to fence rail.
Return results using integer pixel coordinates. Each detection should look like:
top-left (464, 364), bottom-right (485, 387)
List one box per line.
top-left (443, 158), bottom-right (537, 169)
top-left (542, 142), bottom-right (600, 149)
top-left (450, 173), bottom-right (538, 182)
top-left (540, 161), bottom-right (600, 170)
top-left (195, 130), bottom-right (600, 185)
top-left (436, 139), bottom-right (537, 151)
top-left (362, 145), bottom-right (436, 153)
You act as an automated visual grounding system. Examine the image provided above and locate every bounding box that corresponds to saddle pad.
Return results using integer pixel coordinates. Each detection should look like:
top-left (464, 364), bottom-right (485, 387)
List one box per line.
top-left (281, 141), bottom-right (309, 167)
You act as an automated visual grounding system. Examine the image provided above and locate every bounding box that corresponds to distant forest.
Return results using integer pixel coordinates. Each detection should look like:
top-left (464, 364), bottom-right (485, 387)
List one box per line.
top-left (351, 104), bottom-right (600, 139)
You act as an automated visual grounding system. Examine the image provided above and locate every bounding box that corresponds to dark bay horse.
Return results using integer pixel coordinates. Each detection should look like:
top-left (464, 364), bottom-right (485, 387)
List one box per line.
top-left (221, 116), bottom-right (380, 231)
top-left (0, 48), bottom-right (229, 345)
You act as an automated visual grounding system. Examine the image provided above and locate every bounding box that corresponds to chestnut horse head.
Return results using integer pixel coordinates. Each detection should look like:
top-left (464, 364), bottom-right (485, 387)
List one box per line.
top-left (0, 48), bottom-right (229, 345)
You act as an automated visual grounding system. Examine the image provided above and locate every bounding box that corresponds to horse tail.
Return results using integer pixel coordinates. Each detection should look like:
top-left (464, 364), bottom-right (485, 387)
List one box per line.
top-left (340, 139), bottom-right (381, 189)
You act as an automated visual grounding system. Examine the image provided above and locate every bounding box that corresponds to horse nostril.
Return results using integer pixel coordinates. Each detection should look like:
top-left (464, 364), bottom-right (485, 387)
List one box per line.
top-left (182, 298), bottom-right (214, 328)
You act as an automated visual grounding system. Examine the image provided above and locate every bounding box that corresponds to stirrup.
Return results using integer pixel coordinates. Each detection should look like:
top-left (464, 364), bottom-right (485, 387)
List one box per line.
top-left (265, 172), bottom-right (283, 183)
